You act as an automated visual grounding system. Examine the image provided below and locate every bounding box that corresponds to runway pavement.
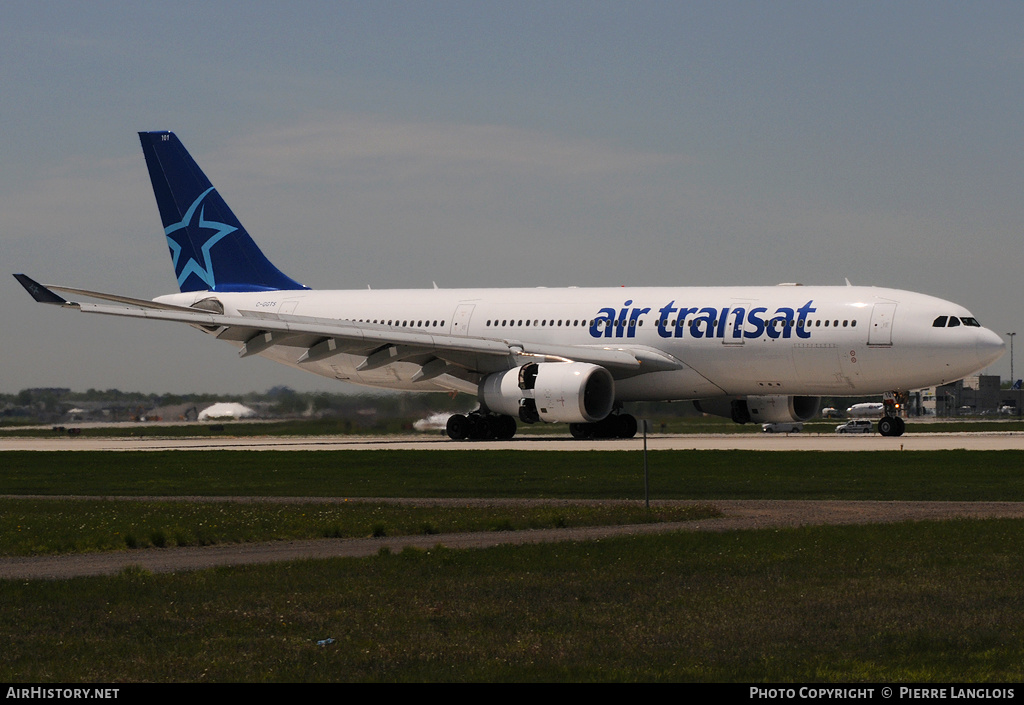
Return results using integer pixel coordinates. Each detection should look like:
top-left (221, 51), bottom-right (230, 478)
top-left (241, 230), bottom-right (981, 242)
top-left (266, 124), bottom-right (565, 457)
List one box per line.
top-left (4, 431), bottom-right (1024, 451)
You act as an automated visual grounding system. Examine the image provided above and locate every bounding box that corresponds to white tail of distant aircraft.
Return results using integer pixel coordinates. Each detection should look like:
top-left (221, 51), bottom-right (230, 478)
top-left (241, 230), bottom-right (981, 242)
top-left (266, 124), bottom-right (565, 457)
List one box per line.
top-left (15, 132), bottom-right (1005, 439)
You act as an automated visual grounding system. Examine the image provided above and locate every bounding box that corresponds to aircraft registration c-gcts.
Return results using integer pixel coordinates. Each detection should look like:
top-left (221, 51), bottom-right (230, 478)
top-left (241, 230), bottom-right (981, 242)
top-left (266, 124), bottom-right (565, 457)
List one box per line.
top-left (15, 132), bottom-right (1005, 439)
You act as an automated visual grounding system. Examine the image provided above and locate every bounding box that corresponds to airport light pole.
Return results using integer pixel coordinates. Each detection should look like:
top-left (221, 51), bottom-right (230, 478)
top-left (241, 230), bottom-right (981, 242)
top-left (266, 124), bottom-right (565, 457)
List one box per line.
top-left (1008, 332), bottom-right (1016, 387)
top-left (1008, 332), bottom-right (1017, 417)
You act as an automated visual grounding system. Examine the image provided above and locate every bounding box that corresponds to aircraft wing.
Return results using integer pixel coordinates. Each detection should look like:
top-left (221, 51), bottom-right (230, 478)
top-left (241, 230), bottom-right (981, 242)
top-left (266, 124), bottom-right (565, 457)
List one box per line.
top-left (14, 275), bottom-right (683, 381)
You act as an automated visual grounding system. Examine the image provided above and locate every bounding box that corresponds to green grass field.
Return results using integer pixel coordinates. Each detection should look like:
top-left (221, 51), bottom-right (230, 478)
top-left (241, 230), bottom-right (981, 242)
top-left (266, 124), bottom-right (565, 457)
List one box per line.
top-left (4, 520), bottom-right (1024, 682)
top-left (0, 497), bottom-right (717, 555)
top-left (3, 448), bottom-right (1024, 682)
top-left (5, 448), bottom-right (1024, 500)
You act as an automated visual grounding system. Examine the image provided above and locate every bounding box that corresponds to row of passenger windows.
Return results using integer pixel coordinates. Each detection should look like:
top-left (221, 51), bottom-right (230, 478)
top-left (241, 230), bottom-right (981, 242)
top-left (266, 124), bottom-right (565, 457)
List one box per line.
top-left (933, 316), bottom-right (981, 328)
top-left (484, 318), bottom-right (858, 329)
top-left (348, 316), bottom-right (862, 330)
top-left (487, 319), bottom-right (590, 328)
top-left (651, 318), bottom-right (857, 329)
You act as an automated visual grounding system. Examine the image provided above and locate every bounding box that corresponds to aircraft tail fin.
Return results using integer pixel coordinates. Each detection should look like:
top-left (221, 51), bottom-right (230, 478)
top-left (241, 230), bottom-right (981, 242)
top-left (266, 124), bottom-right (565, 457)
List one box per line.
top-left (138, 131), bottom-right (308, 293)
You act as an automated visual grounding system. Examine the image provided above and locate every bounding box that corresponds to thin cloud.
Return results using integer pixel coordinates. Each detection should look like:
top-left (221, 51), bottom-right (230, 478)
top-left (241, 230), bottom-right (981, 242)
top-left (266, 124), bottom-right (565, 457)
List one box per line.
top-left (213, 116), bottom-right (682, 183)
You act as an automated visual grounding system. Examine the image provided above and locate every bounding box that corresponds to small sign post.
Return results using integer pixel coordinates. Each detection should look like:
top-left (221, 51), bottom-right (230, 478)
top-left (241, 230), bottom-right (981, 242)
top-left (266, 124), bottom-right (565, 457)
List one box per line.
top-left (642, 419), bottom-right (650, 509)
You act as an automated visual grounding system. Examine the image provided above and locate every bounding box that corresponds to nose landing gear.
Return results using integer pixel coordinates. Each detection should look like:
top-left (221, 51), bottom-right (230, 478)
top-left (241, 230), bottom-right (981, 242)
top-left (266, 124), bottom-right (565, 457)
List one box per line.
top-left (878, 392), bottom-right (906, 437)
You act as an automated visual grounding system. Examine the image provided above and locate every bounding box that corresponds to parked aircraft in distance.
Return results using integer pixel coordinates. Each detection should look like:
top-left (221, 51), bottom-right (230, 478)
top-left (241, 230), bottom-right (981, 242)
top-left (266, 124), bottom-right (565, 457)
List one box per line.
top-left (846, 402), bottom-right (886, 417)
top-left (15, 132), bottom-right (1005, 439)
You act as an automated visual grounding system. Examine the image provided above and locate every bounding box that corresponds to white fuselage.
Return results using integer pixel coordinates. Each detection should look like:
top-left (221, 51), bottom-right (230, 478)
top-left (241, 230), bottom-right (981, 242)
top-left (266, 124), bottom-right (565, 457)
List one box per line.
top-left (156, 284), bottom-right (1005, 403)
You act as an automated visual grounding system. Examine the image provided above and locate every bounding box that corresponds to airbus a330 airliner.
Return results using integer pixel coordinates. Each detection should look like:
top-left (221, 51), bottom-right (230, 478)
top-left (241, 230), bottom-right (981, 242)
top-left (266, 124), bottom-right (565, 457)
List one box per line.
top-left (15, 132), bottom-right (1005, 439)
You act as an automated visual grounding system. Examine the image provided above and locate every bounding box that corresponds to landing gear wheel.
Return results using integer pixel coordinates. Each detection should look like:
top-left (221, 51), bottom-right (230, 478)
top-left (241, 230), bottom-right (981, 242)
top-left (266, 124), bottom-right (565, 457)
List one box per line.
top-left (618, 413), bottom-right (638, 439)
top-left (470, 415), bottom-right (492, 440)
top-left (570, 423), bottom-right (591, 439)
top-left (877, 417), bottom-right (905, 437)
top-left (570, 413), bottom-right (638, 439)
top-left (447, 413), bottom-right (516, 440)
top-left (495, 415), bottom-right (517, 440)
top-left (446, 414), bottom-right (469, 440)
top-left (878, 417), bottom-right (894, 437)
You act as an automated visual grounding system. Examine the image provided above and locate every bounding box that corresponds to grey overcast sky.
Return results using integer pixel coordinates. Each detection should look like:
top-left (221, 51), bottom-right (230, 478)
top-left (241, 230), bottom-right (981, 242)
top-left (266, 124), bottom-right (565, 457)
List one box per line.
top-left (3, 1), bottom-right (1023, 395)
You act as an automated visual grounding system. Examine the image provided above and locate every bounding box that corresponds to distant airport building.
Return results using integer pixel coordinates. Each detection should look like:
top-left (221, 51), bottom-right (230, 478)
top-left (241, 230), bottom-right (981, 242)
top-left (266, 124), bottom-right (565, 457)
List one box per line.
top-left (918, 375), bottom-right (1001, 416)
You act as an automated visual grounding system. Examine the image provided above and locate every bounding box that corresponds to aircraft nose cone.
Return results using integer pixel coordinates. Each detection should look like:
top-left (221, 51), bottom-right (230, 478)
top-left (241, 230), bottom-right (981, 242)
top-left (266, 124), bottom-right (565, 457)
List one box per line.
top-left (977, 328), bottom-right (1006, 368)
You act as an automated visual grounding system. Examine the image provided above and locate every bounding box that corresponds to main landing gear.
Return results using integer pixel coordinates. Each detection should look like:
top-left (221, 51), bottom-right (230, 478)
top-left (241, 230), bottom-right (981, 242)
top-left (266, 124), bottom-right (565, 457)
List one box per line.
top-left (445, 410), bottom-right (639, 440)
top-left (878, 392), bottom-right (906, 437)
top-left (446, 412), bottom-right (517, 440)
top-left (569, 412), bottom-right (638, 440)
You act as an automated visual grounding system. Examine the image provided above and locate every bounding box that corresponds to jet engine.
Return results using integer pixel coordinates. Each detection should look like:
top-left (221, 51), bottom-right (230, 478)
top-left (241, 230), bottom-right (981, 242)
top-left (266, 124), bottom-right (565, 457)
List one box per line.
top-left (480, 362), bottom-right (615, 424)
top-left (694, 395), bottom-right (821, 425)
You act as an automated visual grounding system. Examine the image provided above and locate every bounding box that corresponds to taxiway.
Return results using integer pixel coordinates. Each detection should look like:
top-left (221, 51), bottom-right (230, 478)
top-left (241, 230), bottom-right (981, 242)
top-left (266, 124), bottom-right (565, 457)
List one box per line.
top-left (4, 432), bottom-right (1024, 451)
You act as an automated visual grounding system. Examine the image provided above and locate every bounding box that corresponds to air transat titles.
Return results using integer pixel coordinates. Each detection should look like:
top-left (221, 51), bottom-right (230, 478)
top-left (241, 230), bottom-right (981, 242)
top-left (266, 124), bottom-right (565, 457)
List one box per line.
top-left (589, 299), bottom-right (818, 340)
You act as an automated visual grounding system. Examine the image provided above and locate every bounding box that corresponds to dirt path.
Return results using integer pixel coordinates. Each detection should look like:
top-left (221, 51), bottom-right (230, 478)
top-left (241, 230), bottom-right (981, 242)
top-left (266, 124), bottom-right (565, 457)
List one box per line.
top-left (4, 499), bottom-right (1024, 580)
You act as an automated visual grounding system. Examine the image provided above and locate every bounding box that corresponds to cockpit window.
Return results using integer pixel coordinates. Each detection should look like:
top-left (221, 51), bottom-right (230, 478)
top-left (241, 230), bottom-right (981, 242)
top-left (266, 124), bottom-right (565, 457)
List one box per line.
top-left (934, 315), bottom-right (981, 329)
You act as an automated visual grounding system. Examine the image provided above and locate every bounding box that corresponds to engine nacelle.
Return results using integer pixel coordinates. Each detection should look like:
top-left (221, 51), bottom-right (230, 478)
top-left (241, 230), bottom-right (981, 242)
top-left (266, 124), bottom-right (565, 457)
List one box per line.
top-left (695, 395), bottom-right (820, 424)
top-left (480, 362), bottom-right (615, 424)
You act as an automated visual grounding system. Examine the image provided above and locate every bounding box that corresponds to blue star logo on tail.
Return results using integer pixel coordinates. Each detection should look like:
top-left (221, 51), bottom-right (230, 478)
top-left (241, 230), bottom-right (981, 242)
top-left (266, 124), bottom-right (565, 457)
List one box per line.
top-left (165, 187), bottom-right (237, 290)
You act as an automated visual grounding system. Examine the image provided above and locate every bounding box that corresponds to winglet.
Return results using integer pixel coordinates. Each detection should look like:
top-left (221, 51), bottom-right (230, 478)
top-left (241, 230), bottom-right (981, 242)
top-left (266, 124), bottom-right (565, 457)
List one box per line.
top-left (13, 274), bottom-right (72, 305)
